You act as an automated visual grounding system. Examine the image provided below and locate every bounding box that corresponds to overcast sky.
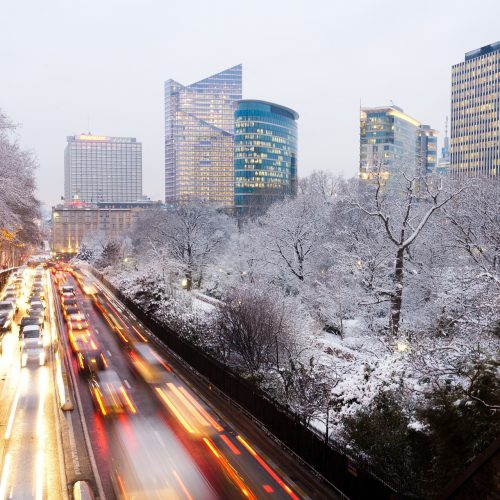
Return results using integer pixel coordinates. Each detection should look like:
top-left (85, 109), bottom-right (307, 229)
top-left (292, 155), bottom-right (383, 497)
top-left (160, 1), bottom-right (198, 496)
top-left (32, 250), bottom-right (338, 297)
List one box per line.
top-left (2, 0), bottom-right (499, 209)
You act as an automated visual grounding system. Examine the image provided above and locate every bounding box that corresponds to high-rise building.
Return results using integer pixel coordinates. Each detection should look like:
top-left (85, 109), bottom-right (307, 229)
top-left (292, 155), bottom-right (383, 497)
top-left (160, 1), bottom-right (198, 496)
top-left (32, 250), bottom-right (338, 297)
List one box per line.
top-left (450, 42), bottom-right (500, 178)
top-left (64, 134), bottom-right (142, 203)
top-left (234, 100), bottom-right (298, 215)
top-left (438, 117), bottom-right (451, 174)
top-left (417, 125), bottom-right (438, 175)
top-left (164, 65), bottom-right (242, 206)
top-left (360, 105), bottom-right (437, 184)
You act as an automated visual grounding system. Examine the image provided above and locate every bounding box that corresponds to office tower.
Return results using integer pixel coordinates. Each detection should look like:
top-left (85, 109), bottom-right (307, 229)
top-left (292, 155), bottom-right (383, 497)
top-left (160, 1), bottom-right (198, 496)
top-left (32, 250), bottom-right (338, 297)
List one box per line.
top-left (417, 125), bottom-right (438, 175)
top-left (360, 105), bottom-right (437, 184)
top-left (438, 117), bottom-right (451, 174)
top-left (164, 65), bottom-right (242, 206)
top-left (234, 100), bottom-right (298, 215)
top-left (64, 134), bottom-right (142, 203)
top-left (450, 42), bottom-right (500, 178)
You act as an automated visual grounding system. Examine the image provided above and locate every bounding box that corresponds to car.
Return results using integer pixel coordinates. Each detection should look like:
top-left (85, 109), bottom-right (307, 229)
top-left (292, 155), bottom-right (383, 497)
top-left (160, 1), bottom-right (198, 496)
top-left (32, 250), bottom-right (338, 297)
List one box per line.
top-left (60, 285), bottom-right (75, 296)
top-left (0, 301), bottom-right (16, 320)
top-left (0, 313), bottom-right (12, 333)
top-left (76, 339), bottom-right (107, 376)
top-left (28, 292), bottom-right (45, 301)
top-left (20, 325), bottom-right (45, 366)
top-left (31, 286), bottom-right (44, 295)
top-left (20, 316), bottom-right (41, 332)
top-left (67, 313), bottom-right (89, 332)
top-left (61, 297), bottom-right (77, 309)
top-left (2, 293), bottom-right (18, 304)
top-left (4, 286), bottom-right (21, 297)
top-left (63, 305), bottom-right (80, 319)
top-left (61, 292), bottom-right (75, 302)
top-left (29, 301), bottom-right (45, 321)
top-left (88, 370), bottom-right (133, 416)
top-left (68, 330), bottom-right (93, 353)
top-left (128, 343), bottom-right (168, 384)
top-left (28, 309), bottom-right (44, 326)
top-left (33, 280), bottom-right (44, 288)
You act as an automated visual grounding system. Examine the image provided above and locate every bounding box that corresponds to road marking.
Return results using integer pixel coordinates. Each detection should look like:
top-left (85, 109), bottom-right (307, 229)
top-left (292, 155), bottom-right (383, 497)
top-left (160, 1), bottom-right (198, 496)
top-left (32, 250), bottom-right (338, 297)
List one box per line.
top-left (0, 453), bottom-right (11, 500)
top-left (124, 379), bottom-right (131, 389)
top-left (5, 379), bottom-right (22, 440)
top-left (106, 350), bottom-right (112, 357)
top-left (94, 329), bottom-right (99, 335)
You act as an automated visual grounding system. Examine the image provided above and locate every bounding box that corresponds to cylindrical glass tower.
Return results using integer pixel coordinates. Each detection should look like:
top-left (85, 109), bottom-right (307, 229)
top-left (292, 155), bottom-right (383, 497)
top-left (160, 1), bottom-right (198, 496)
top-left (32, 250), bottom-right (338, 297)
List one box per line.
top-left (234, 100), bottom-right (298, 216)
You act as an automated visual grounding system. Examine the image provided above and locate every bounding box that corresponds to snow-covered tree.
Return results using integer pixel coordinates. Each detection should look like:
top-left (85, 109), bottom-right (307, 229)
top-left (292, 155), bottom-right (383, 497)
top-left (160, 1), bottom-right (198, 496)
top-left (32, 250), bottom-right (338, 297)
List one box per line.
top-left (0, 109), bottom-right (41, 266)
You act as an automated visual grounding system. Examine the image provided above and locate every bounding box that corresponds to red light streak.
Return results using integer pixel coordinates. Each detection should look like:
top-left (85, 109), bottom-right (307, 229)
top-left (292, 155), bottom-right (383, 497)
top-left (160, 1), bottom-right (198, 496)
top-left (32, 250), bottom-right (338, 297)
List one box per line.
top-left (236, 435), bottom-right (300, 500)
top-left (220, 434), bottom-right (241, 455)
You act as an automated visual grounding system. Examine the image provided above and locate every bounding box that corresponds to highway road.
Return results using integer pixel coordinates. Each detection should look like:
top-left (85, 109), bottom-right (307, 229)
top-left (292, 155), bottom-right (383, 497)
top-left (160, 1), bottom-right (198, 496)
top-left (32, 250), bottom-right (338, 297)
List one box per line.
top-left (0, 265), bottom-right (340, 499)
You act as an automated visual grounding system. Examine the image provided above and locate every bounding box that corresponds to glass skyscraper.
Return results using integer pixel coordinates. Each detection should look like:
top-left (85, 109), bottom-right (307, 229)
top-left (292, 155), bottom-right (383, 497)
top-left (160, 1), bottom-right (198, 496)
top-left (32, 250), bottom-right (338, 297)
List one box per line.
top-left (164, 65), bottom-right (242, 206)
top-left (450, 42), bottom-right (500, 178)
top-left (64, 134), bottom-right (142, 203)
top-left (360, 106), bottom-right (437, 185)
top-left (234, 100), bottom-right (298, 215)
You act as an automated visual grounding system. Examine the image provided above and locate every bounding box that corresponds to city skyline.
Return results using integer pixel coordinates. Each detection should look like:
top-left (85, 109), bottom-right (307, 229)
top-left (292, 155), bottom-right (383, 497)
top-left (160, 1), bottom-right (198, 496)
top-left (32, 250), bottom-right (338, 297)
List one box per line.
top-left (1, 0), bottom-right (500, 208)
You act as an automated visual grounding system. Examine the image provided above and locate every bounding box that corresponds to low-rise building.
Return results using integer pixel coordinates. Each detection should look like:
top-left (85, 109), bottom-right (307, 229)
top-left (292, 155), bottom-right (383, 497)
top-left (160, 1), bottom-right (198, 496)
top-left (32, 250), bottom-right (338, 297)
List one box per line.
top-left (50, 201), bottom-right (160, 255)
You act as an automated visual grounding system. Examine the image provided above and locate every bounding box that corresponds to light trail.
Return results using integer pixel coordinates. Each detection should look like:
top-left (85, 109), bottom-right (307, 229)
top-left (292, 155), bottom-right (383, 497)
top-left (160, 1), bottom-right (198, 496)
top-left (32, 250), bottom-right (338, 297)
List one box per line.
top-left (35, 452), bottom-right (44, 500)
top-left (236, 435), bottom-right (300, 500)
top-left (4, 371), bottom-right (27, 440)
top-left (0, 453), bottom-right (11, 500)
top-left (173, 470), bottom-right (193, 500)
top-left (203, 438), bottom-right (256, 500)
top-left (177, 386), bottom-right (224, 432)
top-left (167, 383), bottom-right (210, 429)
top-left (155, 387), bottom-right (196, 434)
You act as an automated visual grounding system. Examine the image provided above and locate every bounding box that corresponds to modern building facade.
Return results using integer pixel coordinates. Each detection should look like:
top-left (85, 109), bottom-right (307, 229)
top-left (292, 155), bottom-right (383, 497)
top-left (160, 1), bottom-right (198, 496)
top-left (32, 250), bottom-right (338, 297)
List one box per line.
top-left (360, 106), bottom-right (438, 184)
top-left (50, 201), bottom-right (159, 255)
top-left (234, 100), bottom-right (298, 215)
top-left (450, 42), bottom-right (500, 178)
top-left (164, 65), bottom-right (242, 206)
top-left (64, 134), bottom-right (142, 204)
top-left (438, 117), bottom-right (451, 174)
top-left (417, 125), bottom-right (438, 175)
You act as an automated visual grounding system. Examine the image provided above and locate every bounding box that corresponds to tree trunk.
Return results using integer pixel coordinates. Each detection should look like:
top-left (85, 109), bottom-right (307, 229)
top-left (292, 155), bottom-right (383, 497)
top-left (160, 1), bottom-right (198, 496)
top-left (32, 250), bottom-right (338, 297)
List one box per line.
top-left (390, 247), bottom-right (405, 336)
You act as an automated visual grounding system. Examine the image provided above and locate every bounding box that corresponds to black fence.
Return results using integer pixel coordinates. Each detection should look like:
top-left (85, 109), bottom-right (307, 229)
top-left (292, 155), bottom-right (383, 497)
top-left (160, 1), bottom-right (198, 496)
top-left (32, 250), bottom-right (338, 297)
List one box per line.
top-left (94, 271), bottom-right (404, 499)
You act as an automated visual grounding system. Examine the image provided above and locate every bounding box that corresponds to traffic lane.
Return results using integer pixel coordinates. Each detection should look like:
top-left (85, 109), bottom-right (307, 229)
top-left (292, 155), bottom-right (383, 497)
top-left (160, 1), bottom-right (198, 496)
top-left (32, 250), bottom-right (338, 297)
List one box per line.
top-left (87, 277), bottom-right (304, 499)
top-left (0, 364), bottom-right (64, 500)
top-left (54, 274), bottom-right (118, 499)
top-left (0, 271), bottom-right (64, 500)
top-left (65, 274), bottom-right (245, 499)
top-left (57, 275), bottom-right (235, 499)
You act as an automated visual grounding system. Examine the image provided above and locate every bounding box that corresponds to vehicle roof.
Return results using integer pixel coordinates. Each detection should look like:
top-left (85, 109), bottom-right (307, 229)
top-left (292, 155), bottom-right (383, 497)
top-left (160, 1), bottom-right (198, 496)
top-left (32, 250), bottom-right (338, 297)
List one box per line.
top-left (23, 324), bottom-right (41, 332)
top-left (135, 344), bottom-right (159, 363)
top-left (69, 313), bottom-right (87, 321)
top-left (0, 301), bottom-right (14, 307)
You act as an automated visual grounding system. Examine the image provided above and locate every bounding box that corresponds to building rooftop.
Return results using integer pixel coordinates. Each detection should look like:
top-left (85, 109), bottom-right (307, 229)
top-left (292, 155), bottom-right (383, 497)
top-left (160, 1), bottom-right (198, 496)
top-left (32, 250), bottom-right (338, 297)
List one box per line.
top-left (361, 106), bottom-right (421, 128)
top-left (67, 134), bottom-right (138, 143)
top-left (237, 100), bottom-right (299, 120)
top-left (464, 41), bottom-right (500, 61)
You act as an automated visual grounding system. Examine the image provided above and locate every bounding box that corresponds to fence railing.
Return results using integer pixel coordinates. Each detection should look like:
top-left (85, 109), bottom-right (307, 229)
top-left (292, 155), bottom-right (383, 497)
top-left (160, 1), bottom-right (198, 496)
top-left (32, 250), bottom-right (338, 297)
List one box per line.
top-left (92, 270), bottom-right (405, 499)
